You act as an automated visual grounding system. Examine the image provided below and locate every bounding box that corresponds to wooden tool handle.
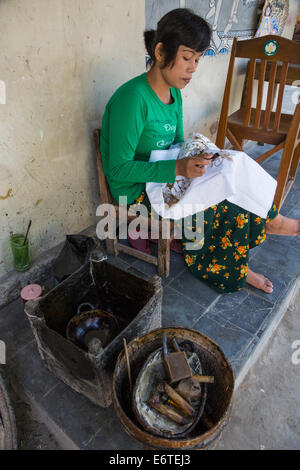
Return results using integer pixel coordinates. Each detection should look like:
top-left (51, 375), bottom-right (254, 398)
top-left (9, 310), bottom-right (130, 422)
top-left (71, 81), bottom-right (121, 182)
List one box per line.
top-left (123, 338), bottom-right (132, 394)
top-left (172, 338), bottom-right (181, 352)
top-left (164, 382), bottom-right (195, 417)
top-left (193, 375), bottom-right (215, 383)
top-left (148, 401), bottom-right (190, 425)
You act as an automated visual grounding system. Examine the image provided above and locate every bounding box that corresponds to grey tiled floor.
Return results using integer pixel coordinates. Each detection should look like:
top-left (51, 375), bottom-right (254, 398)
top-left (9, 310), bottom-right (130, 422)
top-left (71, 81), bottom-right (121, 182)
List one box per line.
top-left (1, 141), bottom-right (300, 450)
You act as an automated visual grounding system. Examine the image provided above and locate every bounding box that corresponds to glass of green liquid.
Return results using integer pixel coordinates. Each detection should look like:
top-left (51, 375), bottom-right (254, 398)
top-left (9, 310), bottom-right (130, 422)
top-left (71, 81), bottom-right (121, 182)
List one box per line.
top-left (10, 233), bottom-right (30, 272)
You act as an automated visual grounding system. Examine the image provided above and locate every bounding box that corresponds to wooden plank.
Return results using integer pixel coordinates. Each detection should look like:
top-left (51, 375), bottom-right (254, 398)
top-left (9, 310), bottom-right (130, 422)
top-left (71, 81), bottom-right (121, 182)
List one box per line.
top-left (255, 140), bottom-right (285, 163)
top-left (254, 61), bottom-right (300, 86)
top-left (93, 129), bottom-right (114, 205)
top-left (226, 128), bottom-right (244, 150)
top-left (157, 238), bottom-right (171, 278)
top-left (263, 62), bottom-right (277, 130)
top-left (117, 243), bottom-right (158, 265)
top-left (276, 179), bottom-right (293, 209)
top-left (235, 35), bottom-right (300, 64)
top-left (244, 58), bottom-right (256, 127)
top-left (216, 38), bottom-right (237, 149)
top-left (274, 102), bottom-right (300, 208)
top-left (254, 59), bottom-right (267, 128)
top-left (229, 120), bottom-right (285, 145)
top-left (289, 142), bottom-right (300, 179)
top-left (106, 238), bottom-right (119, 256)
top-left (273, 62), bottom-right (289, 132)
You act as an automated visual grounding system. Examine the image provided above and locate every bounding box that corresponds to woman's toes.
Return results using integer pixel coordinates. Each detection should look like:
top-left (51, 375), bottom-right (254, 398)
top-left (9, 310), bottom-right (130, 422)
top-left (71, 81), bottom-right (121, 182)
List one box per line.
top-left (263, 278), bottom-right (273, 293)
top-left (247, 269), bottom-right (273, 293)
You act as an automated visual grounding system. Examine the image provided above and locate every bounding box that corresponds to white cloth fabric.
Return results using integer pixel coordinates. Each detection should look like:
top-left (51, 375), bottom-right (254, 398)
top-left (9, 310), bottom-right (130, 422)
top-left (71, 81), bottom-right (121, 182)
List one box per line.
top-left (146, 140), bottom-right (277, 220)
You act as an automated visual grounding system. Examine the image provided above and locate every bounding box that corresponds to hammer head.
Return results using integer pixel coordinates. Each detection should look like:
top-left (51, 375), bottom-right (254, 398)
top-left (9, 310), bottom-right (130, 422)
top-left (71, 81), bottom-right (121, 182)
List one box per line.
top-left (162, 333), bottom-right (192, 384)
top-left (163, 351), bottom-right (192, 384)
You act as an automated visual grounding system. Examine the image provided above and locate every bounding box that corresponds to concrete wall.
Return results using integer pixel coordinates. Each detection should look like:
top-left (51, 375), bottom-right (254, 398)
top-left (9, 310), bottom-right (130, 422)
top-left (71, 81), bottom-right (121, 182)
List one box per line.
top-left (0, 0), bottom-right (145, 276)
top-left (0, 0), bottom-right (299, 277)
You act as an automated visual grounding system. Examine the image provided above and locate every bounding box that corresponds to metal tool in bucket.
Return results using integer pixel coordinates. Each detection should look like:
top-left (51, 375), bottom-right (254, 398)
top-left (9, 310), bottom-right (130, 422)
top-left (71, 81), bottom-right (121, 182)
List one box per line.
top-left (132, 336), bottom-right (208, 438)
top-left (66, 302), bottom-right (119, 352)
top-left (113, 328), bottom-right (235, 450)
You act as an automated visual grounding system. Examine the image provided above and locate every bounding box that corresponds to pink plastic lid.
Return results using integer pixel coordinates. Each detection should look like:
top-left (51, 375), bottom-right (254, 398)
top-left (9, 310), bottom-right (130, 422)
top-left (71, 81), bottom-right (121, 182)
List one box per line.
top-left (21, 284), bottom-right (42, 301)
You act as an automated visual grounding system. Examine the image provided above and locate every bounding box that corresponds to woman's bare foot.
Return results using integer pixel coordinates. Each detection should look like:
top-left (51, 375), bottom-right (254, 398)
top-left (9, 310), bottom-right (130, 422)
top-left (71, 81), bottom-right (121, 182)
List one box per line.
top-left (266, 214), bottom-right (300, 236)
top-left (246, 268), bottom-right (273, 293)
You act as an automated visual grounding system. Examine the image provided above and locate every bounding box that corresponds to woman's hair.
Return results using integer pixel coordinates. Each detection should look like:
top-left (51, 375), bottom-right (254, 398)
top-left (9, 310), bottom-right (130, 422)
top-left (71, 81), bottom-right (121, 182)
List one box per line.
top-left (144, 8), bottom-right (212, 68)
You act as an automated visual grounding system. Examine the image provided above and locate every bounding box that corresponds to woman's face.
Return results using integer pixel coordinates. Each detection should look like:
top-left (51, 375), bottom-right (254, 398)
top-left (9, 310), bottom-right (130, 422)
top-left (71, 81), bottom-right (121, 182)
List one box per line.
top-left (160, 45), bottom-right (203, 89)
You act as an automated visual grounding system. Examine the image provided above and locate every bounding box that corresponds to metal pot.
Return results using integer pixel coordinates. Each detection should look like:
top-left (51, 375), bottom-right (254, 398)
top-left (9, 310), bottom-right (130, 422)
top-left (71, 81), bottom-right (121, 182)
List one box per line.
top-left (66, 302), bottom-right (119, 352)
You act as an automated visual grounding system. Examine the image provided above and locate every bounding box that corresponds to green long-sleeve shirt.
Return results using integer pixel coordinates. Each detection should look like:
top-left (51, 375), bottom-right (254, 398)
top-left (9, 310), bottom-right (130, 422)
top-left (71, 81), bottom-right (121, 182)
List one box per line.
top-left (100, 73), bottom-right (184, 204)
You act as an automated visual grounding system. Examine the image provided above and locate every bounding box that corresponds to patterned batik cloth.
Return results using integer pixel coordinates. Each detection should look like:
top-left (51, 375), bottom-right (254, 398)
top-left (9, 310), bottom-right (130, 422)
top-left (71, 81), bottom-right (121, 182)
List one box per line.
top-left (128, 192), bottom-right (278, 294)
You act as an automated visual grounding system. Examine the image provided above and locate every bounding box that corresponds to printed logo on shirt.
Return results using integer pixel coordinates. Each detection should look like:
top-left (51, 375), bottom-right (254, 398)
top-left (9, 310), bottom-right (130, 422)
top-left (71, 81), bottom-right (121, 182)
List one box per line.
top-left (164, 124), bottom-right (176, 132)
top-left (156, 139), bottom-right (174, 148)
top-left (150, 119), bottom-right (173, 124)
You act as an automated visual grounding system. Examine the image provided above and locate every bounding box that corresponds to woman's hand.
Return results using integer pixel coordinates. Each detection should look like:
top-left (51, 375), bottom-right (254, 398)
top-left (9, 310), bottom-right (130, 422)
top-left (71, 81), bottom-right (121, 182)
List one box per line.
top-left (175, 153), bottom-right (213, 178)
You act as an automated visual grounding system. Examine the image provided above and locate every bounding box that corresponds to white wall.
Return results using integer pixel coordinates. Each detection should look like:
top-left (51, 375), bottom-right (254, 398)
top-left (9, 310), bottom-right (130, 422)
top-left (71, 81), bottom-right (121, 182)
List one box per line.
top-left (0, 0), bottom-right (145, 275)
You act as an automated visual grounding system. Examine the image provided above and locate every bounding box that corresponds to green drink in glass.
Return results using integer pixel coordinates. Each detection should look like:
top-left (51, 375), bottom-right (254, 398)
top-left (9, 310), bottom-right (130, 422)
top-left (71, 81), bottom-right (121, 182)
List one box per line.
top-left (10, 233), bottom-right (30, 272)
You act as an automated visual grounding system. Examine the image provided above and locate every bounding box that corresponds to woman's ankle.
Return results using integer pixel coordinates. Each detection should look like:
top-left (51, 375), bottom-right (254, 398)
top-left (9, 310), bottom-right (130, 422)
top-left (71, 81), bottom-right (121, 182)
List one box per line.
top-left (266, 214), bottom-right (300, 236)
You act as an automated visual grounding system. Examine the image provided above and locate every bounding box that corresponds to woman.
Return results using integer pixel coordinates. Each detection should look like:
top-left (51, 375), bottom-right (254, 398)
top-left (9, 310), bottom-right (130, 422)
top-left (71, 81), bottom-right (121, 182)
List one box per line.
top-left (100, 8), bottom-right (299, 294)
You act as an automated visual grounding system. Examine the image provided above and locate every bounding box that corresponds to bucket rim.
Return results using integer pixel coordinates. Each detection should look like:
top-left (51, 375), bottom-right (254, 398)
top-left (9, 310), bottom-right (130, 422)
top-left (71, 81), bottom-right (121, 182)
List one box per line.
top-left (113, 326), bottom-right (235, 449)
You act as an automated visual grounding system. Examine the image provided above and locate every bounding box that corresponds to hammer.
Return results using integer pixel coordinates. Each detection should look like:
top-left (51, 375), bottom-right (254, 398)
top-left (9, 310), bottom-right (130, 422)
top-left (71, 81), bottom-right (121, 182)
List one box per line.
top-left (162, 334), bottom-right (192, 384)
top-left (148, 393), bottom-right (191, 426)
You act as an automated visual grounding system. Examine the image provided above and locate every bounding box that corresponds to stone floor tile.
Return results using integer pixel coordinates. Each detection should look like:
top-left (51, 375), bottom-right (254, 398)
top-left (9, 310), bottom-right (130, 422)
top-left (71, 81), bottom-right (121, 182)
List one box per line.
top-left (168, 269), bottom-right (220, 309)
top-left (85, 413), bottom-right (144, 450)
top-left (209, 293), bottom-right (273, 335)
top-left (39, 380), bottom-right (114, 448)
top-left (230, 335), bottom-right (260, 377)
top-left (0, 297), bottom-right (34, 359)
top-left (245, 258), bottom-right (294, 305)
top-left (9, 340), bottom-right (61, 402)
top-left (192, 313), bottom-right (254, 368)
top-left (253, 239), bottom-right (300, 279)
top-left (162, 286), bottom-right (206, 329)
top-left (131, 249), bottom-right (186, 287)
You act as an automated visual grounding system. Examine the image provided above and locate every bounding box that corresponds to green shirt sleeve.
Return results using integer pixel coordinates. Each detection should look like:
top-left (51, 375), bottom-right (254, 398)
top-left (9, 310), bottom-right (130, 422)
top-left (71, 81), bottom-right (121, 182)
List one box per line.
top-left (107, 90), bottom-right (176, 184)
top-left (173, 90), bottom-right (184, 145)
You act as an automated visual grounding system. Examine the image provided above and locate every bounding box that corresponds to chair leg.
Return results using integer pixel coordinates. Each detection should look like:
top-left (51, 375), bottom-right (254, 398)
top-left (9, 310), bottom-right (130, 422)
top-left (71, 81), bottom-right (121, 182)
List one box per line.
top-left (289, 142), bottom-right (300, 180)
top-left (235, 135), bottom-right (244, 150)
top-left (105, 238), bottom-right (119, 256)
top-left (274, 145), bottom-right (296, 209)
top-left (226, 128), bottom-right (243, 151)
top-left (157, 238), bottom-right (171, 278)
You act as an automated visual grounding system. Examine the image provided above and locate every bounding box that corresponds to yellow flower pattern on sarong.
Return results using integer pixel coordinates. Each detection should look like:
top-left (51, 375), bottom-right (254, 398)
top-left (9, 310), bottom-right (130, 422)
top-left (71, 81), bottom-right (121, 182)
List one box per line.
top-left (181, 201), bottom-right (278, 294)
top-left (129, 194), bottom-right (278, 295)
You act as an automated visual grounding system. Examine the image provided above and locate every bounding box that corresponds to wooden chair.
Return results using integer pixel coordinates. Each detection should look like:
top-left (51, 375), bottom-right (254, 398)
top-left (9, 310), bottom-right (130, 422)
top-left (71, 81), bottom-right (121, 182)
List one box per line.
top-left (216, 35), bottom-right (300, 209)
top-left (93, 129), bottom-right (175, 277)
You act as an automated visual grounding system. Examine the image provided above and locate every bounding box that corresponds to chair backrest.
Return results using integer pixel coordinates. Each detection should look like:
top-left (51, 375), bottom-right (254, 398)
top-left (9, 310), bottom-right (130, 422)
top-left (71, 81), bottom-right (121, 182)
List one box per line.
top-left (217, 35), bottom-right (300, 146)
top-left (93, 129), bottom-right (115, 205)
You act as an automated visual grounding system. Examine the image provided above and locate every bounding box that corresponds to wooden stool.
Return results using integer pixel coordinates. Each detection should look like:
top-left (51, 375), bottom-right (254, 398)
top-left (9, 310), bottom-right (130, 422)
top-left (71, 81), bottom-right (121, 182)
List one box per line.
top-left (93, 129), bottom-right (175, 278)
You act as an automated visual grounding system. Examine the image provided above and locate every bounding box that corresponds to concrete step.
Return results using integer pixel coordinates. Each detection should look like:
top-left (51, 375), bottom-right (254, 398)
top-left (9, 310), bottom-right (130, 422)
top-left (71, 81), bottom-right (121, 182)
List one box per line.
top-left (2, 262), bottom-right (300, 450)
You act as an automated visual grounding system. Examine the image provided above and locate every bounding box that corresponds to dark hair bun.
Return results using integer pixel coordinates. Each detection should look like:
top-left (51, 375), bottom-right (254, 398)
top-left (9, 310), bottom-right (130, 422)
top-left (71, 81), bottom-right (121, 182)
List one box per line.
top-left (144, 29), bottom-right (156, 61)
